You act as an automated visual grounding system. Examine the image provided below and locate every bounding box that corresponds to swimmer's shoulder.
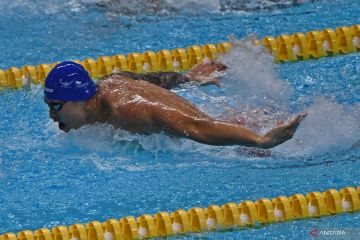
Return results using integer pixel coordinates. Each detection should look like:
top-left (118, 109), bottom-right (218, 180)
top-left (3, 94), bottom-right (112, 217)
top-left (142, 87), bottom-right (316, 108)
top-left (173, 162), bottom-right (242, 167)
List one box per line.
top-left (99, 73), bottom-right (129, 82)
top-left (97, 73), bottom-right (143, 100)
top-left (97, 73), bottom-right (134, 87)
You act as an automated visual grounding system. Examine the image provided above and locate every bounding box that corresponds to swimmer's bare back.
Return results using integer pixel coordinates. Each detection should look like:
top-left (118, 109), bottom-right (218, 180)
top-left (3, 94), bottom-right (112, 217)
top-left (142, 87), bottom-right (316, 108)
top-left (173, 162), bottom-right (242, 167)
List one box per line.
top-left (108, 71), bottom-right (191, 89)
top-left (110, 61), bottom-right (227, 89)
top-left (92, 75), bottom-right (306, 149)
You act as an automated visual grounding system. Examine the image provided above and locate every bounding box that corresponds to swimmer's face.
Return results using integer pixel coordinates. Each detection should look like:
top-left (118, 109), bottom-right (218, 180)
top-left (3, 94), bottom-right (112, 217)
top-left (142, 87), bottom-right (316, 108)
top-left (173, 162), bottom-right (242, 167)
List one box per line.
top-left (44, 98), bottom-right (88, 132)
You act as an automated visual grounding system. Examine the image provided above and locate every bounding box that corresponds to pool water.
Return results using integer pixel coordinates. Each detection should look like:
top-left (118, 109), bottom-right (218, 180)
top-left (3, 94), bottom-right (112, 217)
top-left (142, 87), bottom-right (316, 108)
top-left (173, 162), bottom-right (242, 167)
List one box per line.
top-left (1, 0), bottom-right (360, 239)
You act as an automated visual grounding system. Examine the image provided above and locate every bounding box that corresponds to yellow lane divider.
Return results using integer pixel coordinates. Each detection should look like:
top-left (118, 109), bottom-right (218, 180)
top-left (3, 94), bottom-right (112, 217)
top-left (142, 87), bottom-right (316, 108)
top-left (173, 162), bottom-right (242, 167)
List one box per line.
top-left (0, 24), bottom-right (359, 90)
top-left (1, 186), bottom-right (360, 239)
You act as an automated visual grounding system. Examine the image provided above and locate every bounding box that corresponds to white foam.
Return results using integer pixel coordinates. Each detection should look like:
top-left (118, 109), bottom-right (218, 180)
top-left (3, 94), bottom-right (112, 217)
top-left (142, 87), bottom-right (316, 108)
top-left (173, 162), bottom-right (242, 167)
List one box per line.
top-left (202, 57), bottom-right (211, 64)
top-left (217, 36), bottom-right (293, 108)
top-left (53, 123), bottom-right (118, 152)
top-left (79, 0), bottom-right (108, 3)
top-left (275, 98), bottom-right (360, 156)
top-left (71, 0), bottom-right (317, 16)
top-left (166, 0), bottom-right (220, 13)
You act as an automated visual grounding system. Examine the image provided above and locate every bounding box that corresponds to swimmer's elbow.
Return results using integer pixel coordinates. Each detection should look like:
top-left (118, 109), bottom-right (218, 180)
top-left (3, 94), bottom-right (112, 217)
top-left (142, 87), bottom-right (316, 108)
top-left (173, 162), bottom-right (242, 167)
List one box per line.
top-left (172, 118), bottom-right (215, 144)
top-left (178, 119), bottom-right (229, 145)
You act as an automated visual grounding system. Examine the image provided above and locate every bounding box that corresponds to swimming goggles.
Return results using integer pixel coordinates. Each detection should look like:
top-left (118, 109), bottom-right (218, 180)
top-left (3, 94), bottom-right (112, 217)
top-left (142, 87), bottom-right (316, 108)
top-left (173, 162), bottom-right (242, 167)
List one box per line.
top-left (47, 101), bottom-right (67, 112)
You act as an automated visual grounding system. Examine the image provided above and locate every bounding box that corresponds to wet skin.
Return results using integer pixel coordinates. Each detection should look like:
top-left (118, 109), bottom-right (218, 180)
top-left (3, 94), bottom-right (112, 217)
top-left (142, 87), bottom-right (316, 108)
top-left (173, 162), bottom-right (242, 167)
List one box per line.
top-left (45, 73), bottom-right (306, 149)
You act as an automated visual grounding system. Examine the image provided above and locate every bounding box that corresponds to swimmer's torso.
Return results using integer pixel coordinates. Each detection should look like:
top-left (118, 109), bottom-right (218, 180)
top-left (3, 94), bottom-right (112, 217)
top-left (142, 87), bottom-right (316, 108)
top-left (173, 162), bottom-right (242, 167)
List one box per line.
top-left (97, 75), bottom-right (208, 134)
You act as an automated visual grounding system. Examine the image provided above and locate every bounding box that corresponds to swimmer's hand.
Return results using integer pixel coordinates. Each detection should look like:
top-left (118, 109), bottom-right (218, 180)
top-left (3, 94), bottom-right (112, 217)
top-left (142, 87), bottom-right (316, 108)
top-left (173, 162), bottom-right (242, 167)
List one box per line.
top-left (191, 76), bottom-right (221, 87)
top-left (259, 113), bottom-right (307, 149)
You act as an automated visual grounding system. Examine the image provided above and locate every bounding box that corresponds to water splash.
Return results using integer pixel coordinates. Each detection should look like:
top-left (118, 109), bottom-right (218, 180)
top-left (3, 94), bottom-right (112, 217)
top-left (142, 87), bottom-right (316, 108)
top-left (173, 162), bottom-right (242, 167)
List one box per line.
top-left (52, 123), bottom-right (120, 153)
top-left (0, 0), bottom-right (85, 15)
top-left (47, 122), bottom-right (244, 162)
top-left (165, 0), bottom-right (220, 13)
top-left (275, 98), bottom-right (360, 156)
top-left (220, 0), bottom-right (314, 11)
top-left (217, 36), bottom-right (293, 109)
top-left (88, 0), bottom-right (315, 15)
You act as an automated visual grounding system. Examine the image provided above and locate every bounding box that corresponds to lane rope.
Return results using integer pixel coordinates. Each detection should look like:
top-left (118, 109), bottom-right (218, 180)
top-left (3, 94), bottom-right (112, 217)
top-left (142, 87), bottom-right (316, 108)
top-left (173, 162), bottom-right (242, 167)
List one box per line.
top-left (1, 186), bottom-right (360, 239)
top-left (0, 24), bottom-right (359, 89)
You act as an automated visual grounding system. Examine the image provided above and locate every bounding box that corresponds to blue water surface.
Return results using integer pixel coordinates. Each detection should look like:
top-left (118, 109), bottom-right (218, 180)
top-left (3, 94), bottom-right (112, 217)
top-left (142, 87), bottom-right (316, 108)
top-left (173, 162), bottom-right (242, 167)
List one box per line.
top-left (1, 0), bottom-right (360, 239)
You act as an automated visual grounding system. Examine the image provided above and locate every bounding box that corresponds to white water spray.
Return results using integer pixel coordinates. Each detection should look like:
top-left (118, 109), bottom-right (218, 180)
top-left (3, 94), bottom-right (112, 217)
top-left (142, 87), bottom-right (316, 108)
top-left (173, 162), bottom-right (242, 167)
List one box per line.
top-left (217, 36), bottom-right (293, 109)
top-left (275, 98), bottom-right (360, 156)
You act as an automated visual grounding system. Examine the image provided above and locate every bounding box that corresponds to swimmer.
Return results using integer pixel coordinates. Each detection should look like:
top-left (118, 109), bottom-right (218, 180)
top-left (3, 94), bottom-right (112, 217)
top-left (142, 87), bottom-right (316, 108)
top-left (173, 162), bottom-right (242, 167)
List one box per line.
top-left (110, 59), bottom-right (227, 89)
top-left (44, 61), bottom-right (306, 149)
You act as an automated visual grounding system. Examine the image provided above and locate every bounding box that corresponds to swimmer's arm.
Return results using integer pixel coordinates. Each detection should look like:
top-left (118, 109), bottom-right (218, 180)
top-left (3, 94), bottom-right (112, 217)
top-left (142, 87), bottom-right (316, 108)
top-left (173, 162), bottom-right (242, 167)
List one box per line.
top-left (143, 61), bottom-right (227, 89)
top-left (186, 61), bottom-right (227, 87)
top-left (187, 75), bottom-right (222, 87)
top-left (155, 110), bottom-right (306, 148)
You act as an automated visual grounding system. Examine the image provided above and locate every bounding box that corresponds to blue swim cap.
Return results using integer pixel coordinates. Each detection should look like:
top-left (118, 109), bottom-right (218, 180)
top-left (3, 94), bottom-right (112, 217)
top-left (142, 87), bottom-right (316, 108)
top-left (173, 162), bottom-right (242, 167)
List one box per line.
top-left (44, 61), bottom-right (98, 101)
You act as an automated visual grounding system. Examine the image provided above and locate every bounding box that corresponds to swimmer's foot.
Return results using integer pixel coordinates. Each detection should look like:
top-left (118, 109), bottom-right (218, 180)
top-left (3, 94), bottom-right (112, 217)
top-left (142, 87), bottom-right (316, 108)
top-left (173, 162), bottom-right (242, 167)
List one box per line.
top-left (259, 113), bottom-right (307, 149)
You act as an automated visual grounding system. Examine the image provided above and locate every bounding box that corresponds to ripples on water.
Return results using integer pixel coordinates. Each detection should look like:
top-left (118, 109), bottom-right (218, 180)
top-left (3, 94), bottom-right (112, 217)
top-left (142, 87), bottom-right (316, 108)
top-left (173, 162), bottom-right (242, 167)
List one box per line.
top-left (0, 0), bottom-right (316, 16)
top-left (66, 0), bottom-right (316, 15)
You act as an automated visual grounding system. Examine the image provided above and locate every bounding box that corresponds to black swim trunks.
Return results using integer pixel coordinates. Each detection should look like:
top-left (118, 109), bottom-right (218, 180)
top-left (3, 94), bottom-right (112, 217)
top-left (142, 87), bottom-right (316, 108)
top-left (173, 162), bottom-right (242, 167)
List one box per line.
top-left (108, 71), bottom-right (191, 90)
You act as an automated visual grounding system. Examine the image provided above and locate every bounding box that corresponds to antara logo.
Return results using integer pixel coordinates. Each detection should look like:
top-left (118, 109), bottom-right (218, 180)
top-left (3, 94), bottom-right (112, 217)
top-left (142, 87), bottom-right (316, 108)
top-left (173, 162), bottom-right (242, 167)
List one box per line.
top-left (309, 229), bottom-right (318, 238)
